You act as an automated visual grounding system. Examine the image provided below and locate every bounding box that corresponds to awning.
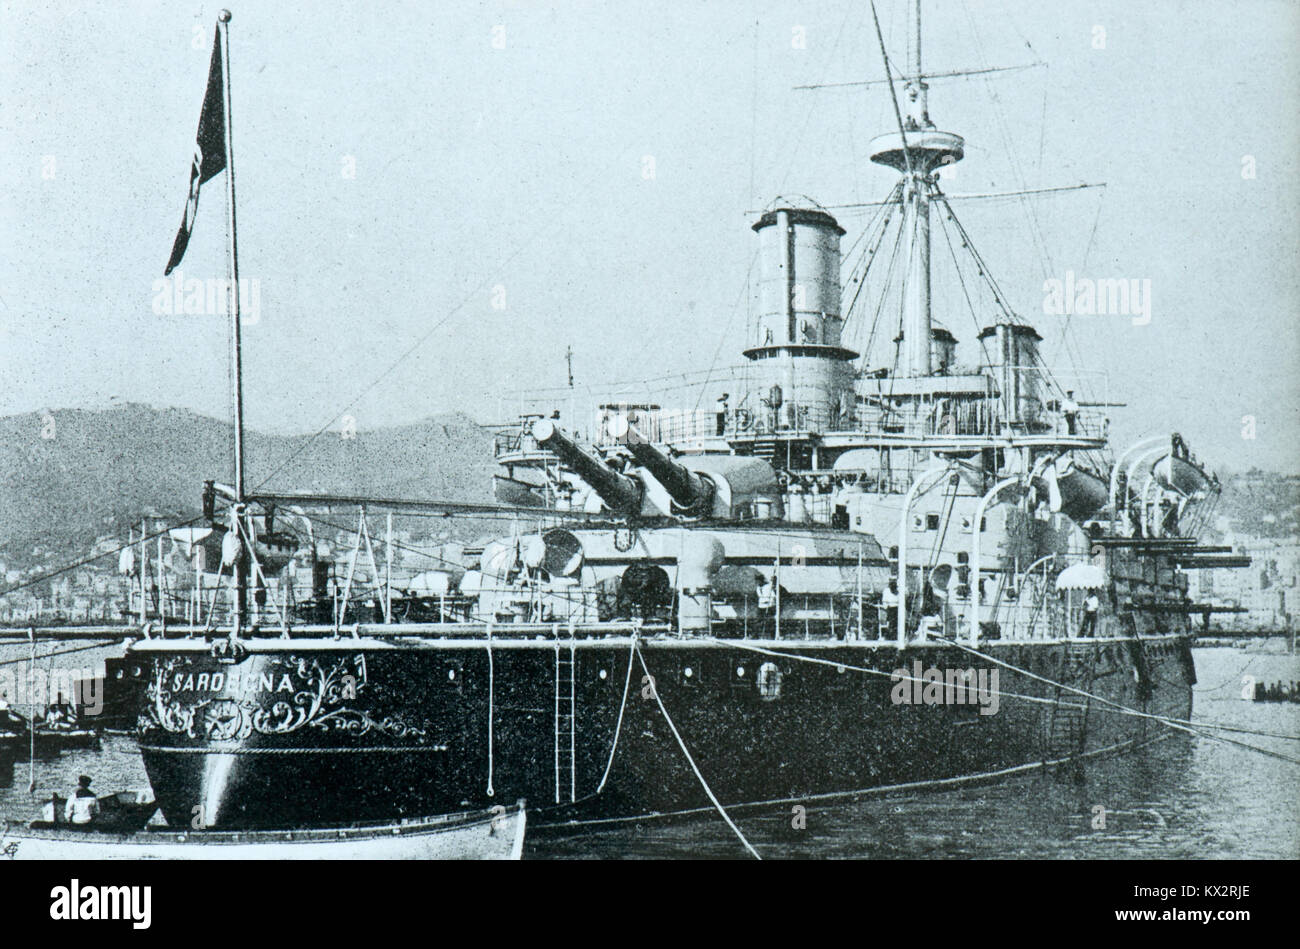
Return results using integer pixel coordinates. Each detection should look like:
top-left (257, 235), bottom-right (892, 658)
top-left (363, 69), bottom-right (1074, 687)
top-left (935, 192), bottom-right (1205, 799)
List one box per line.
top-left (1055, 563), bottom-right (1105, 591)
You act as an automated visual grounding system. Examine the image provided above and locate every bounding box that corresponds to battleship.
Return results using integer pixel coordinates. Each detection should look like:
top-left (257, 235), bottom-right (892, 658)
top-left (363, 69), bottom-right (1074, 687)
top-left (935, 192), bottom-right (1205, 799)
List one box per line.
top-left (10, 3), bottom-right (1252, 834)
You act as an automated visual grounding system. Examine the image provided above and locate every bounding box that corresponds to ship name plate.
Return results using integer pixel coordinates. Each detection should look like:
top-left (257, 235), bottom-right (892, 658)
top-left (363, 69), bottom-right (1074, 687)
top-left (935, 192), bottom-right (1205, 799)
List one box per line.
top-left (141, 654), bottom-right (434, 743)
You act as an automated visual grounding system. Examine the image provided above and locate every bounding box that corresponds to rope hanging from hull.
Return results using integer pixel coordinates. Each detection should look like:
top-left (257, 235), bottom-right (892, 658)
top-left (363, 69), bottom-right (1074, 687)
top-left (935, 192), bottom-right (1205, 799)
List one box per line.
top-left (595, 633), bottom-right (637, 795)
top-left (634, 643), bottom-right (761, 860)
top-left (486, 625), bottom-right (494, 798)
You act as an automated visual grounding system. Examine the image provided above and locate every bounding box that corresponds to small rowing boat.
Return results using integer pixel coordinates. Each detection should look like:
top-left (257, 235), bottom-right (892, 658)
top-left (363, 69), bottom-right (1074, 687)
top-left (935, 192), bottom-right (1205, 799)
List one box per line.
top-left (0, 707), bottom-right (100, 757)
top-left (1, 799), bottom-right (527, 860)
top-left (33, 724), bottom-right (102, 754)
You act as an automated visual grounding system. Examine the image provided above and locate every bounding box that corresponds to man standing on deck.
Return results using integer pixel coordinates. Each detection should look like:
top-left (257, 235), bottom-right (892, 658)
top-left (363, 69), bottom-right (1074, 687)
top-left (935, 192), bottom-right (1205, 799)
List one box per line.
top-left (881, 580), bottom-right (900, 639)
top-left (1079, 590), bottom-right (1100, 637)
top-left (1062, 391), bottom-right (1080, 435)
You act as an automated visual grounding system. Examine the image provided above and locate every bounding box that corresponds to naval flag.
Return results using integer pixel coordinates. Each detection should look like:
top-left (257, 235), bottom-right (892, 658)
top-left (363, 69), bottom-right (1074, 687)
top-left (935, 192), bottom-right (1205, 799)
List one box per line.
top-left (164, 27), bottom-right (227, 276)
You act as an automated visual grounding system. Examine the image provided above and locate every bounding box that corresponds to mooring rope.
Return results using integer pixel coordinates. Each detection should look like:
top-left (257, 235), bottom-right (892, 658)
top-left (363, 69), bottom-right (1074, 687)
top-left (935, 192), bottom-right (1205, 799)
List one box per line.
top-left (634, 643), bottom-right (760, 860)
top-left (486, 625), bottom-right (495, 798)
top-left (596, 633), bottom-right (637, 795)
top-left (931, 636), bottom-right (1300, 765)
top-left (1192, 655), bottom-right (1262, 694)
top-left (718, 637), bottom-right (1300, 753)
top-left (537, 740), bottom-right (1140, 831)
top-left (138, 744), bottom-right (451, 754)
top-left (717, 638), bottom-right (1085, 710)
top-left (27, 629), bottom-right (35, 793)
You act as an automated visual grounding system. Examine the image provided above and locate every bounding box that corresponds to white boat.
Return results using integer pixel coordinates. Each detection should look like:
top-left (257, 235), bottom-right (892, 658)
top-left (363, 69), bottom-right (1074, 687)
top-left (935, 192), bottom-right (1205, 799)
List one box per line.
top-left (1, 800), bottom-right (526, 860)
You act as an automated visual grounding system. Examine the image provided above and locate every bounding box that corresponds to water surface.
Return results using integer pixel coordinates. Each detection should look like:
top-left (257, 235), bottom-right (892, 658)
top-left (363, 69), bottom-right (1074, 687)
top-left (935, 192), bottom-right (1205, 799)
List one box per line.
top-left (3, 644), bottom-right (1296, 859)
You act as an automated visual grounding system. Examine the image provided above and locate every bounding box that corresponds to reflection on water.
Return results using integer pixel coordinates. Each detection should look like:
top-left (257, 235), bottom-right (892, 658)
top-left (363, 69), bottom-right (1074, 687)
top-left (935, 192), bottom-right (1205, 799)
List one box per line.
top-left (2, 645), bottom-right (1297, 859)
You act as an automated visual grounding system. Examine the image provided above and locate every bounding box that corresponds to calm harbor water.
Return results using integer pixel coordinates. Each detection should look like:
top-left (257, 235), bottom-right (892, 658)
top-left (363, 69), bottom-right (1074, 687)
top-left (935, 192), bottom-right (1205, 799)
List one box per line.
top-left (2, 644), bottom-right (1296, 859)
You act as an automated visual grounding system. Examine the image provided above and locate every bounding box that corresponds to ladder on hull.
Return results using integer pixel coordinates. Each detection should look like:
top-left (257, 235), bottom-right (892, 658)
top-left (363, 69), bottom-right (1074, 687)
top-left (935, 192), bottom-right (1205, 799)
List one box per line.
top-left (1046, 695), bottom-right (1088, 760)
top-left (554, 632), bottom-right (576, 804)
top-left (1045, 644), bottom-right (1096, 763)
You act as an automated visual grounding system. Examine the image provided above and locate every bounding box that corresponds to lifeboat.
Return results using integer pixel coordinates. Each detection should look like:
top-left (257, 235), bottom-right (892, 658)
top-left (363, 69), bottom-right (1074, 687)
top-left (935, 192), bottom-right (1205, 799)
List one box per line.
top-left (1153, 453), bottom-right (1212, 498)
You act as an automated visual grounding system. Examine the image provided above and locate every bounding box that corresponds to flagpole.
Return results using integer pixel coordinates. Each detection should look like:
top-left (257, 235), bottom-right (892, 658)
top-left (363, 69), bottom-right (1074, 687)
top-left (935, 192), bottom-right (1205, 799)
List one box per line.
top-left (217, 9), bottom-right (247, 632)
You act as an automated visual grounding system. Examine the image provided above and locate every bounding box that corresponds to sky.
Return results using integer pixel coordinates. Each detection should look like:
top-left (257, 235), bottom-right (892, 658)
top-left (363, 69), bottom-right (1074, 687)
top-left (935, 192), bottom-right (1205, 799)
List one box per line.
top-left (1, 0), bottom-right (1297, 473)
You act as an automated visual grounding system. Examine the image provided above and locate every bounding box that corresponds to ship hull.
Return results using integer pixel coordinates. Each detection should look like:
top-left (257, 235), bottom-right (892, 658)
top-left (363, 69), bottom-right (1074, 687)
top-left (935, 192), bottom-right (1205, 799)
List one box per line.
top-left (125, 633), bottom-right (1193, 829)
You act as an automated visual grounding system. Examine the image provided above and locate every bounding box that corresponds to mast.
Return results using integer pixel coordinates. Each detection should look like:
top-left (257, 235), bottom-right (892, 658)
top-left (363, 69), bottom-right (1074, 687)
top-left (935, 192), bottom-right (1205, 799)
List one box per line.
top-left (902, 0), bottom-right (931, 378)
top-left (901, 161), bottom-right (932, 377)
top-left (217, 9), bottom-right (248, 630)
top-left (905, 0), bottom-right (928, 126)
top-left (869, 0), bottom-right (962, 379)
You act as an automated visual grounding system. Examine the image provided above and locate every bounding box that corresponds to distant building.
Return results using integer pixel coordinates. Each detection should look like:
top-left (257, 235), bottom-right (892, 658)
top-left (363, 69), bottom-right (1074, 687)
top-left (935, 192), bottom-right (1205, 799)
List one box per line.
top-left (1190, 532), bottom-right (1299, 631)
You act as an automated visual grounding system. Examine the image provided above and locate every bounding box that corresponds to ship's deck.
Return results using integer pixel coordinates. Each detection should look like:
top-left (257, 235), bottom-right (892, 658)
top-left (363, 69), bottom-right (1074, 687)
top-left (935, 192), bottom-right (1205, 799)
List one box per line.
top-left (0, 622), bottom-right (1198, 645)
top-left (77, 625), bottom-right (1193, 652)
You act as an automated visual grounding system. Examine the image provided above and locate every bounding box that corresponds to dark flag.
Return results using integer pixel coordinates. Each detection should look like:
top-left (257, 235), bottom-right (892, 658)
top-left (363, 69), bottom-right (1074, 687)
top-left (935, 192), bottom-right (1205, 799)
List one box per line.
top-left (164, 27), bottom-right (227, 275)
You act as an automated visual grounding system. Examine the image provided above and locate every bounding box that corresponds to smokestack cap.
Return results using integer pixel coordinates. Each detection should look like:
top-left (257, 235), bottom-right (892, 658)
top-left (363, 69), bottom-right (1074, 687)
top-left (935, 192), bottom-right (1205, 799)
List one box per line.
top-left (751, 207), bottom-right (845, 234)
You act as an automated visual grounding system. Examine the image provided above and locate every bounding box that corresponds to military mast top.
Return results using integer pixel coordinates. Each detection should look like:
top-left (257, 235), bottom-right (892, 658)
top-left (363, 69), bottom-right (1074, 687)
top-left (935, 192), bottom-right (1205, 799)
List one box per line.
top-left (867, 0), bottom-right (964, 379)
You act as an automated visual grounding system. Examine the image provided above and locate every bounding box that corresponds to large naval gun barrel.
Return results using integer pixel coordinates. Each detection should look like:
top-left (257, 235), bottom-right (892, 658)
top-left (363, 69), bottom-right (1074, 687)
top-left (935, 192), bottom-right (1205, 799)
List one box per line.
top-left (531, 418), bottom-right (642, 517)
top-left (611, 417), bottom-right (716, 515)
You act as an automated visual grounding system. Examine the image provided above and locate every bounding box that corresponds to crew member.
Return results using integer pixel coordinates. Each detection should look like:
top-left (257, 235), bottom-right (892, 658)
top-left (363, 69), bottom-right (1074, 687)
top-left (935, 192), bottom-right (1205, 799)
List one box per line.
top-left (44, 700), bottom-right (72, 727)
top-left (65, 775), bottom-right (99, 825)
top-left (757, 574), bottom-right (776, 633)
top-left (1079, 590), bottom-right (1100, 637)
top-left (880, 580), bottom-right (900, 639)
top-left (1062, 391), bottom-right (1080, 435)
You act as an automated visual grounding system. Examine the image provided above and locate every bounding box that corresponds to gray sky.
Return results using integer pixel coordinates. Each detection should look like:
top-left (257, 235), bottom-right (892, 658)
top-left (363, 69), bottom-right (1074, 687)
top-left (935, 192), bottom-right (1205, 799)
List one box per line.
top-left (2, 0), bottom-right (1297, 472)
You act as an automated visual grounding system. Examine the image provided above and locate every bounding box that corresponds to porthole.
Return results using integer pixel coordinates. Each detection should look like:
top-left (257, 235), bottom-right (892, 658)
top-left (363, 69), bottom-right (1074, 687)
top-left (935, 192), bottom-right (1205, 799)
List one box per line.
top-left (684, 666), bottom-right (693, 678)
top-left (599, 668), bottom-right (608, 680)
top-left (736, 665), bottom-right (745, 677)
top-left (757, 662), bottom-right (783, 701)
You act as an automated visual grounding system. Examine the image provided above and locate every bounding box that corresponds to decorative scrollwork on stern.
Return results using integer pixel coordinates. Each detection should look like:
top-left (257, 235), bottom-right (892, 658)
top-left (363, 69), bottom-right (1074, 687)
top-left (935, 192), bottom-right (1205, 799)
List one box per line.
top-left (138, 653), bottom-right (433, 743)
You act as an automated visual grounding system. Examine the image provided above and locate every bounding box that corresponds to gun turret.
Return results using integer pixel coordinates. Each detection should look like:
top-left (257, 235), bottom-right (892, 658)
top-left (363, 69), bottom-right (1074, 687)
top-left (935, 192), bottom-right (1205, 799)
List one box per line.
top-left (531, 419), bottom-right (643, 517)
top-left (613, 418), bottom-right (716, 515)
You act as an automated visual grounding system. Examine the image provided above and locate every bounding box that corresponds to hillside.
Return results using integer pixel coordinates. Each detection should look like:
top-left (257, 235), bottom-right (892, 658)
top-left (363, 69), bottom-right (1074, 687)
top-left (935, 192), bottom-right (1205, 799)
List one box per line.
top-left (1, 405), bottom-right (1295, 573)
top-left (0, 404), bottom-right (496, 562)
top-left (1211, 470), bottom-right (1300, 540)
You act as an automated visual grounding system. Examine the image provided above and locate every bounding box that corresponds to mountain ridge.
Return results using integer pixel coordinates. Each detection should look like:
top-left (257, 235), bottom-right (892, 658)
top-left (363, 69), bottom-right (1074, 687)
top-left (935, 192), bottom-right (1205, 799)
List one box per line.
top-left (0, 404), bottom-right (497, 559)
top-left (1, 404), bottom-right (1294, 568)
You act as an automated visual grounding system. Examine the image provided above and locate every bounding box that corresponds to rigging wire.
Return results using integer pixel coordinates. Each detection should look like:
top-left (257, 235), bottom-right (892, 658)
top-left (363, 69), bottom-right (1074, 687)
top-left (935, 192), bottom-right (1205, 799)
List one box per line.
top-left (719, 637), bottom-right (1300, 751)
top-left (841, 182), bottom-right (902, 342)
top-left (882, 188), bottom-right (919, 404)
top-left (933, 635), bottom-right (1300, 762)
top-left (690, 249), bottom-right (760, 419)
top-left (773, 3), bottom-right (859, 195)
top-left (250, 32), bottom-right (763, 493)
top-left (0, 514), bottom-right (206, 603)
top-left (931, 187), bottom-right (998, 379)
top-left (932, 191), bottom-right (1017, 323)
top-left (924, 472), bottom-right (961, 569)
top-left (955, 0), bottom-right (1097, 405)
top-left (846, 186), bottom-right (907, 362)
